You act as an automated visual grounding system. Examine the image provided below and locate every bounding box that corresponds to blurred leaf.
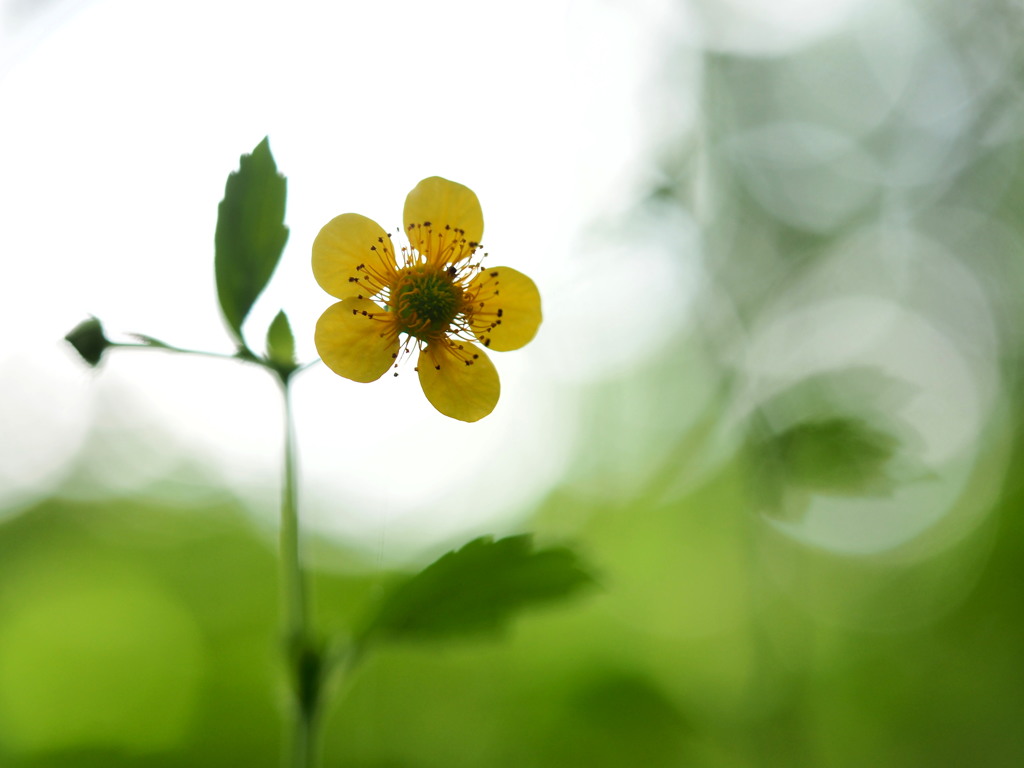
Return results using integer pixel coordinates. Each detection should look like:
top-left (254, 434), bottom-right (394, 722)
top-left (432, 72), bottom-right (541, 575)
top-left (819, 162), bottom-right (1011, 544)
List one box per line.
top-left (214, 137), bottom-right (289, 350)
top-left (64, 317), bottom-right (112, 367)
top-left (754, 416), bottom-right (900, 499)
top-left (745, 367), bottom-right (924, 516)
top-left (358, 535), bottom-right (594, 648)
top-left (265, 310), bottom-right (296, 369)
top-left (552, 673), bottom-right (691, 767)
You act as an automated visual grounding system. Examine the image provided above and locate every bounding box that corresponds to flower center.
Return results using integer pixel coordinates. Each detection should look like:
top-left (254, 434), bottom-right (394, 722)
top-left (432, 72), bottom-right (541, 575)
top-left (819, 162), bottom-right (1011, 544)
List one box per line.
top-left (392, 266), bottom-right (463, 339)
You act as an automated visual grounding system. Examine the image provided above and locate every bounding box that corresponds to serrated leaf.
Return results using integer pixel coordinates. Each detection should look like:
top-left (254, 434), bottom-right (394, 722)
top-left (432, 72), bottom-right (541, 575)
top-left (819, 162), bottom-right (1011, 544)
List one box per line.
top-left (215, 137), bottom-right (289, 349)
top-left (265, 310), bottom-right (296, 367)
top-left (64, 317), bottom-right (112, 367)
top-left (358, 535), bottom-right (594, 648)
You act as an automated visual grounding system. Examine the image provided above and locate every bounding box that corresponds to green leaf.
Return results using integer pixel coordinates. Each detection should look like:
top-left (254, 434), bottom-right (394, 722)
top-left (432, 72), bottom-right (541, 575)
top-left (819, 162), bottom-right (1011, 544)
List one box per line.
top-left (358, 535), bottom-right (594, 648)
top-left (65, 317), bottom-right (112, 367)
top-left (215, 137), bottom-right (289, 349)
top-left (265, 310), bottom-right (296, 368)
top-left (752, 416), bottom-right (901, 499)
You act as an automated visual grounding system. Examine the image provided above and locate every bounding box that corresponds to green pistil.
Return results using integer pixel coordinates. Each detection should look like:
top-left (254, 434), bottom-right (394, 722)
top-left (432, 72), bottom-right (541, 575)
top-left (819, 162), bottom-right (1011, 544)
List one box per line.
top-left (393, 267), bottom-right (462, 339)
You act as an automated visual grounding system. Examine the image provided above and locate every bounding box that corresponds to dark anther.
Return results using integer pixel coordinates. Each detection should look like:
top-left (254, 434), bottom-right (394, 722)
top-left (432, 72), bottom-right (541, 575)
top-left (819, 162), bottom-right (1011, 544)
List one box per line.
top-left (351, 309), bottom-right (357, 315)
top-left (490, 271), bottom-right (499, 277)
top-left (424, 221), bottom-right (431, 226)
top-left (435, 364), bottom-right (441, 370)
top-left (468, 241), bottom-right (478, 248)
top-left (448, 266), bottom-right (457, 277)
top-left (391, 353), bottom-right (398, 359)
top-left (378, 237), bottom-right (384, 243)
top-left (370, 245), bottom-right (376, 251)
top-left (357, 294), bottom-right (364, 299)
top-left (393, 372), bottom-right (399, 377)
top-left (445, 224), bottom-right (451, 230)
top-left (497, 308), bottom-right (503, 317)
top-left (361, 310), bottom-right (368, 316)
top-left (484, 338), bottom-right (491, 347)
top-left (465, 360), bottom-right (471, 366)
top-left (472, 353), bottom-right (479, 359)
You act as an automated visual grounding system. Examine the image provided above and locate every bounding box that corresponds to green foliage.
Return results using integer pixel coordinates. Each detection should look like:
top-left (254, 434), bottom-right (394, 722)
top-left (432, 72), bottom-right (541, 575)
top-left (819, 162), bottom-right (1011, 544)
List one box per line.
top-left (552, 673), bottom-right (691, 767)
top-left (4, 416), bottom-right (1024, 767)
top-left (214, 137), bottom-right (289, 351)
top-left (357, 535), bottom-right (594, 648)
top-left (265, 310), bottom-right (296, 369)
top-left (64, 317), bottom-right (112, 367)
top-left (755, 416), bottom-right (901, 498)
top-left (743, 367), bottom-right (923, 515)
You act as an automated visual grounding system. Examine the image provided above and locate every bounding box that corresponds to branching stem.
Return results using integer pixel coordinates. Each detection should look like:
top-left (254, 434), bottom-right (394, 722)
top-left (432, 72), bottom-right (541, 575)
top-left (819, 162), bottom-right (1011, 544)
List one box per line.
top-left (97, 334), bottom-right (328, 766)
top-left (278, 373), bottom-right (322, 768)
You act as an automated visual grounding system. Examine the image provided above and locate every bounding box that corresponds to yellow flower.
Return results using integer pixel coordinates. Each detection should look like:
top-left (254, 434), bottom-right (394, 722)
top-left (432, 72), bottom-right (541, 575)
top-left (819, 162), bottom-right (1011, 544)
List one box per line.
top-left (312, 177), bottom-right (542, 422)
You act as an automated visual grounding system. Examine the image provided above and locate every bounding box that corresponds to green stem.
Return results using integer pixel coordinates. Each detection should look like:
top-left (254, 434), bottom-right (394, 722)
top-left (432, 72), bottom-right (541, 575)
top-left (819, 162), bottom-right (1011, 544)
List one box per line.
top-left (110, 340), bottom-right (244, 360)
top-left (99, 330), bottom-right (326, 763)
top-left (278, 374), bottom-right (321, 768)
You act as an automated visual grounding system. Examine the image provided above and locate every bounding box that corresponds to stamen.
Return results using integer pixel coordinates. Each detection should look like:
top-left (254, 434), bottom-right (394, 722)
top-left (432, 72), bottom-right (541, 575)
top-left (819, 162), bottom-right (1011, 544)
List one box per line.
top-left (356, 225), bottom-right (497, 380)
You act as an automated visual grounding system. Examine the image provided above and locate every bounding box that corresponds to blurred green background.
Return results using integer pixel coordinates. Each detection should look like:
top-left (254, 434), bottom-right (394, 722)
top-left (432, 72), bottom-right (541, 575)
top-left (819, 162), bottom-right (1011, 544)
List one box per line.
top-left (4, 0), bottom-right (1024, 765)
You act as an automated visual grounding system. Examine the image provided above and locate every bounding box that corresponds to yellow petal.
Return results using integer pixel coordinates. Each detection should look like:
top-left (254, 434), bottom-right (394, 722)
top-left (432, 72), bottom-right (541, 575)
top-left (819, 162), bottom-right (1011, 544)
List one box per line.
top-left (417, 342), bottom-right (499, 422)
top-left (403, 177), bottom-right (484, 265)
top-left (314, 299), bottom-right (398, 382)
top-left (469, 267), bottom-right (542, 351)
top-left (312, 213), bottom-right (397, 300)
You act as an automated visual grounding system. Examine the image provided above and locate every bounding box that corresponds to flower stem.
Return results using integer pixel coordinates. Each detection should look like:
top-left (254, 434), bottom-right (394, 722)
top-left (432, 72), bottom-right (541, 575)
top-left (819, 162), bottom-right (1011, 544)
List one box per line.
top-left (278, 374), bottom-right (321, 768)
